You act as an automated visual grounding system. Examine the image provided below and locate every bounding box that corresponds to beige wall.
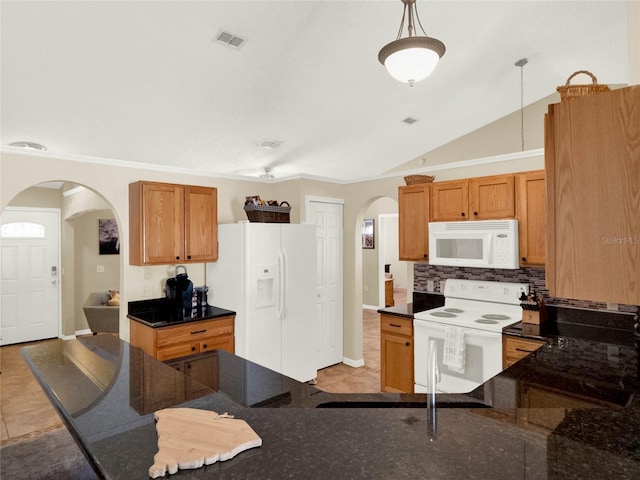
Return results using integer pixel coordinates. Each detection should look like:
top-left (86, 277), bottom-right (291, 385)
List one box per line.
top-left (362, 197), bottom-right (398, 307)
top-left (1, 148), bottom-right (546, 362)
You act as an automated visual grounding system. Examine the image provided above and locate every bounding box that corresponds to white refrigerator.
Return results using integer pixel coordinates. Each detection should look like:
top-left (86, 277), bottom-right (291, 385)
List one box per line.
top-left (206, 222), bottom-right (317, 383)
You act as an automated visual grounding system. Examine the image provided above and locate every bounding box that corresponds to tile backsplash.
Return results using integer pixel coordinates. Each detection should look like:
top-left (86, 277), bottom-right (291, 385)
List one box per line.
top-left (414, 264), bottom-right (639, 314)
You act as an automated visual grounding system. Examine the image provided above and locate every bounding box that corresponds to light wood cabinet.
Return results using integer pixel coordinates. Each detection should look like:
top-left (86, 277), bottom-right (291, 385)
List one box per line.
top-left (430, 180), bottom-right (468, 221)
top-left (545, 85), bottom-right (640, 305)
top-left (380, 314), bottom-right (414, 393)
top-left (129, 181), bottom-right (218, 265)
top-left (130, 316), bottom-right (234, 362)
top-left (385, 279), bottom-right (394, 307)
top-left (516, 170), bottom-right (546, 266)
top-left (502, 335), bottom-right (546, 369)
top-left (398, 184), bottom-right (430, 261)
top-left (431, 175), bottom-right (515, 221)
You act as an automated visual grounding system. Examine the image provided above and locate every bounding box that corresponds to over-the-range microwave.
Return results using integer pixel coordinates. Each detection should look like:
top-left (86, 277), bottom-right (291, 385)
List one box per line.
top-left (428, 219), bottom-right (519, 269)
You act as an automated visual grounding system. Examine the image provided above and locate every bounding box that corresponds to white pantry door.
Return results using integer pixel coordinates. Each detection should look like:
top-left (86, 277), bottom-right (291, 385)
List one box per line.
top-left (306, 197), bottom-right (344, 370)
top-left (0, 208), bottom-right (60, 345)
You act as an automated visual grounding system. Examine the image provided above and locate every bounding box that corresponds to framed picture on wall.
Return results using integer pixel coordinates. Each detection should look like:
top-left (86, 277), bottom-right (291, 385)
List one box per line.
top-left (362, 218), bottom-right (374, 249)
top-left (99, 219), bottom-right (120, 255)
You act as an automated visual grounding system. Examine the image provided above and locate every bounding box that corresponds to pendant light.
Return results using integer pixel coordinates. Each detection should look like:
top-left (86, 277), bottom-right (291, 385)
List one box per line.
top-left (378, 0), bottom-right (446, 86)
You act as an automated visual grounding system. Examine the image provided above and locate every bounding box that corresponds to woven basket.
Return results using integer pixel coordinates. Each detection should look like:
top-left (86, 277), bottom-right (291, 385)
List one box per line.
top-left (556, 70), bottom-right (610, 101)
top-left (244, 201), bottom-right (291, 223)
top-left (404, 175), bottom-right (435, 185)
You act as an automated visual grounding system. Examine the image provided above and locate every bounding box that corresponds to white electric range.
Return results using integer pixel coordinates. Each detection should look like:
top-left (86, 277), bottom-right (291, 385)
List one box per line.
top-left (413, 279), bottom-right (529, 394)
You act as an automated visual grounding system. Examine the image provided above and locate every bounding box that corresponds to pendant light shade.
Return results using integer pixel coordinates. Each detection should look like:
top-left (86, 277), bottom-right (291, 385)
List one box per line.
top-left (378, 0), bottom-right (445, 86)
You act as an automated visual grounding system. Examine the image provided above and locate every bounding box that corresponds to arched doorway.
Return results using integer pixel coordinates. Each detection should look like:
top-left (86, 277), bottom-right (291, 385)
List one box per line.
top-left (1, 181), bottom-right (122, 343)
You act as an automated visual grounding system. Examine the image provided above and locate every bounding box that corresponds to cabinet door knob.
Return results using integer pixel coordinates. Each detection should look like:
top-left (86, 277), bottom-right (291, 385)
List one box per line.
top-left (522, 257), bottom-right (527, 262)
top-left (203, 344), bottom-right (207, 349)
top-left (461, 212), bottom-right (466, 217)
top-left (405, 342), bottom-right (410, 347)
top-left (473, 211), bottom-right (478, 216)
top-left (191, 346), bottom-right (196, 351)
top-left (176, 256), bottom-right (180, 260)
top-left (187, 255), bottom-right (192, 260)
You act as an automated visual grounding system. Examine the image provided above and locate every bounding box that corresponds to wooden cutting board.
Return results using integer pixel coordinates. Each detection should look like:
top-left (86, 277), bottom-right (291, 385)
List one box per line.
top-left (149, 408), bottom-right (262, 478)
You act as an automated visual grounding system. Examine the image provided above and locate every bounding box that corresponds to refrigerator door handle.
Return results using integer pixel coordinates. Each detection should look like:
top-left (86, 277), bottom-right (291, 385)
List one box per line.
top-left (277, 249), bottom-right (284, 321)
top-left (281, 248), bottom-right (288, 319)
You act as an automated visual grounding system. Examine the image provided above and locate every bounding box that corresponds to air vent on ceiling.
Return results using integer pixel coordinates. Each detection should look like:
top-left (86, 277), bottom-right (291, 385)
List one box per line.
top-left (402, 117), bottom-right (418, 125)
top-left (215, 30), bottom-right (246, 49)
top-left (259, 139), bottom-right (283, 149)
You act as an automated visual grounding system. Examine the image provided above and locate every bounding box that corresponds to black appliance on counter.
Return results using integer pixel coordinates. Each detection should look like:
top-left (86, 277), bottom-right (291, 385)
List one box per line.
top-left (165, 265), bottom-right (193, 309)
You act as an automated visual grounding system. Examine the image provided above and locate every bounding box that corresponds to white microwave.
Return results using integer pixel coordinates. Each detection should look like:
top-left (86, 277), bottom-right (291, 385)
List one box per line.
top-left (428, 219), bottom-right (519, 269)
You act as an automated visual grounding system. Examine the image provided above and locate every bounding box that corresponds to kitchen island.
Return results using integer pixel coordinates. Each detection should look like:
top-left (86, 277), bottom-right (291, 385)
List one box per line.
top-left (22, 318), bottom-right (640, 480)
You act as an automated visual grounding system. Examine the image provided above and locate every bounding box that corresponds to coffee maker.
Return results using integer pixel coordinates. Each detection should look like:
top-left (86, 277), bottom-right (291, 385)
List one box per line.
top-left (165, 265), bottom-right (193, 309)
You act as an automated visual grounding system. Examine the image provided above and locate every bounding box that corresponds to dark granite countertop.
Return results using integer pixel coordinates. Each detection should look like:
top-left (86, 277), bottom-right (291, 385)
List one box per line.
top-left (377, 291), bottom-right (444, 318)
top-left (22, 316), bottom-right (640, 480)
top-left (127, 298), bottom-right (236, 328)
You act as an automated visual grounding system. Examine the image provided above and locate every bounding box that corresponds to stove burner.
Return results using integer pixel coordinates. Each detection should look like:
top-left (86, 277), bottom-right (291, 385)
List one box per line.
top-left (481, 314), bottom-right (510, 320)
top-left (475, 319), bottom-right (499, 324)
top-left (444, 308), bottom-right (464, 313)
top-left (430, 312), bottom-right (457, 318)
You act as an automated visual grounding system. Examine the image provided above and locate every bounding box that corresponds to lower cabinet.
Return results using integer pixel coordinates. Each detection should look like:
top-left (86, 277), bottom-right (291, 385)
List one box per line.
top-left (130, 316), bottom-right (234, 361)
top-left (502, 334), bottom-right (545, 369)
top-left (380, 314), bottom-right (414, 393)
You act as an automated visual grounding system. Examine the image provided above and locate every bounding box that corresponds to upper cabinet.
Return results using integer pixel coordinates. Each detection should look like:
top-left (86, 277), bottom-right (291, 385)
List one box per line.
top-left (398, 184), bottom-right (430, 261)
top-left (430, 174), bottom-right (515, 221)
top-left (129, 181), bottom-right (218, 265)
top-left (517, 170), bottom-right (546, 266)
top-left (399, 172), bottom-right (546, 265)
top-left (545, 85), bottom-right (640, 305)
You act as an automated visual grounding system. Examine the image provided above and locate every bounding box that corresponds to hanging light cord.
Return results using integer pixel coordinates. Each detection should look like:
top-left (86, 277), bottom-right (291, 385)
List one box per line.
top-left (516, 58), bottom-right (528, 151)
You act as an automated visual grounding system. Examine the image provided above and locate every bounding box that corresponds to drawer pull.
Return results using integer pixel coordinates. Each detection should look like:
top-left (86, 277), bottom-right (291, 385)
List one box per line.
top-left (515, 347), bottom-right (536, 353)
top-left (191, 329), bottom-right (207, 335)
top-left (389, 323), bottom-right (402, 328)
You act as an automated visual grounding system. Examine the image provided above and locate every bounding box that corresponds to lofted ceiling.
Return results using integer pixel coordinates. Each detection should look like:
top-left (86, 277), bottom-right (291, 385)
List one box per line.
top-left (0, 1), bottom-right (630, 182)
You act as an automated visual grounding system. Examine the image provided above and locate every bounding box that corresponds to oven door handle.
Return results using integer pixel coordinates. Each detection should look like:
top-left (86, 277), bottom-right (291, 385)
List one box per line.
top-left (429, 339), bottom-right (440, 391)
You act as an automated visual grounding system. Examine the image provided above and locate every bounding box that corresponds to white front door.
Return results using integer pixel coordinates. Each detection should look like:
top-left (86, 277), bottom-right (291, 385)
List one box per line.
top-left (0, 208), bottom-right (60, 345)
top-left (306, 197), bottom-right (344, 370)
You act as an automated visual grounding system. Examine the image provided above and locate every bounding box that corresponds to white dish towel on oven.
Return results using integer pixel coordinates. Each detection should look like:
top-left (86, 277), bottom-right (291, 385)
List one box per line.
top-left (443, 326), bottom-right (466, 373)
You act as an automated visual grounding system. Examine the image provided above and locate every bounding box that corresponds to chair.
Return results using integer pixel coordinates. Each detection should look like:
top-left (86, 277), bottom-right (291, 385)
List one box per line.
top-left (82, 291), bottom-right (120, 334)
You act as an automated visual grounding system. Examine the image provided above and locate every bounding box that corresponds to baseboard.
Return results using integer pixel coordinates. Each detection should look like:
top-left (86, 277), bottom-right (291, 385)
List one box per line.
top-left (362, 304), bottom-right (380, 311)
top-left (343, 356), bottom-right (365, 368)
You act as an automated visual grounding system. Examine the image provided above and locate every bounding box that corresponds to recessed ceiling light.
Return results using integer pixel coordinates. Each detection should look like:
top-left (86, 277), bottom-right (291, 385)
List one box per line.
top-left (403, 117), bottom-right (418, 125)
top-left (9, 141), bottom-right (47, 151)
top-left (214, 30), bottom-right (246, 49)
top-left (259, 139), bottom-right (283, 149)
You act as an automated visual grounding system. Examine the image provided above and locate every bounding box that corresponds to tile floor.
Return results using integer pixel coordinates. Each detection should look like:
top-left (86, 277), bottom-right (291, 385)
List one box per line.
top-left (0, 288), bottom-right (407, 446)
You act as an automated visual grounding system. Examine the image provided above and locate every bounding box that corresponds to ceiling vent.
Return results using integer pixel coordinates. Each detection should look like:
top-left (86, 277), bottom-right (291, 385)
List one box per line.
top-left (402, 117), bottom-right (418, 125)
top-left (259, 139), bottom-right (283, 149)
top-left (215, 30), bottom-right (246, 49)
